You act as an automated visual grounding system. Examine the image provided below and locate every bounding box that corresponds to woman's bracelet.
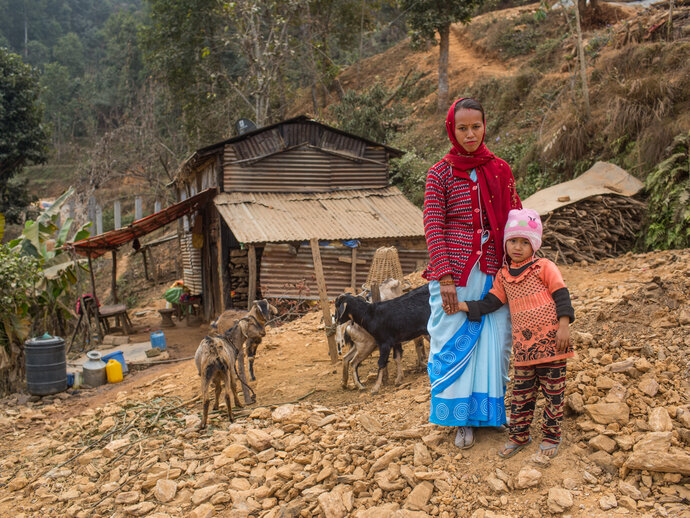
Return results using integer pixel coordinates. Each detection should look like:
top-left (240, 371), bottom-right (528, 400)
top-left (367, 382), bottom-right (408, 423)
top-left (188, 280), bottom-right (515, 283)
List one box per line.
top-left (439, 279), bottom-right (455, 286)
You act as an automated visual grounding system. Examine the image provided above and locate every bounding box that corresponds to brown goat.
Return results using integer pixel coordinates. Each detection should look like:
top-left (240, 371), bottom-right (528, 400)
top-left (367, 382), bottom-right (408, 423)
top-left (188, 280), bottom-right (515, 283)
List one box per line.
top-left (211, 299), bottom-right (277, 404)
top-left (194, 334), bottom-right (243, 429)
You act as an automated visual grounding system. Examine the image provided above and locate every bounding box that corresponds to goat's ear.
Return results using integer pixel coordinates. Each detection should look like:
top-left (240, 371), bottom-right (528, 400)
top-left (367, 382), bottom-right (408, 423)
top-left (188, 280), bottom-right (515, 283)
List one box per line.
top-left (238, 320), bottom-right (248, 336)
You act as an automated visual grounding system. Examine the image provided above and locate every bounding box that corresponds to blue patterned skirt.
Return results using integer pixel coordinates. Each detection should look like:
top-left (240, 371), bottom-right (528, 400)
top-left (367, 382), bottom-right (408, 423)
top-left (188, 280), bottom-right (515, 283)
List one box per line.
top-left (427, 264), bottom-right (512, 427)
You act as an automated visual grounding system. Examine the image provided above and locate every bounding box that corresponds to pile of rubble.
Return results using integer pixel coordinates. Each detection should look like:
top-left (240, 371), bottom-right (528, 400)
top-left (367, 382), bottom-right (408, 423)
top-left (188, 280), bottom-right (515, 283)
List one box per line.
top-left (0, 249), bottom-right (687, 518)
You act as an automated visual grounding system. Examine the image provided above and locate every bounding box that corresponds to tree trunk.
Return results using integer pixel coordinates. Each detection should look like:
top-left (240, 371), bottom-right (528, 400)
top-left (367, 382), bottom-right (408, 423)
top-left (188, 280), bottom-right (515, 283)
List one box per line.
top-left (437, 23), bottom-right (450, 113)
top-left (574, 4), bottom-right (591, 119)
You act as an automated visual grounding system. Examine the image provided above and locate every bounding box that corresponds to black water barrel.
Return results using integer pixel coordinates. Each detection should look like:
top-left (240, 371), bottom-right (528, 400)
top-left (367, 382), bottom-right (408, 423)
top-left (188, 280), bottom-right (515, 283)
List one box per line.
top-left (24, 334), bottom-right (67, 396)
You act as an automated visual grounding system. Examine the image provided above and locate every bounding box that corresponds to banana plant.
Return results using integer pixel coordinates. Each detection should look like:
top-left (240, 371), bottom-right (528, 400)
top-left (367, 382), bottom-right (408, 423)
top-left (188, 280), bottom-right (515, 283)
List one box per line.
top-left (8, 187), bottom-right (91, 336)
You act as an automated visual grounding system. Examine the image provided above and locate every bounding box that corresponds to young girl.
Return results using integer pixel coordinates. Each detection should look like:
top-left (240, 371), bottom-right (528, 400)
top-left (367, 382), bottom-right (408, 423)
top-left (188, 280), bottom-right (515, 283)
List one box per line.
top-left (457, 208), bottom-right (574, 458)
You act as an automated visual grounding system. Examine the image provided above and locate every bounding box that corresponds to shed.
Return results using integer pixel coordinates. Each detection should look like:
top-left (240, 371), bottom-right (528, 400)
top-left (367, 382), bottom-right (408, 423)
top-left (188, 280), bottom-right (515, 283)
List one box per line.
top-left (173, 116), bottom-right (427, 317)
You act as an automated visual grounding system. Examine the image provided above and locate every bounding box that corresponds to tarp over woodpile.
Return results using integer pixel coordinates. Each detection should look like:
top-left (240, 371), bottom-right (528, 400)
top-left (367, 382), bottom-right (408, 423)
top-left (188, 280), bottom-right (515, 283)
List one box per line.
top-left (522, 162), bottom-right (646, 264)
top-left (522, 161), bottom-right (644, 215)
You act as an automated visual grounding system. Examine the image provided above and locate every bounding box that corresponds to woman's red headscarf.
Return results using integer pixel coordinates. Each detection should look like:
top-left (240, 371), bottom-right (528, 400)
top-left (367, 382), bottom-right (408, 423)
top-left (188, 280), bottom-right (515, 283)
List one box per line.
top-left (443, 98), bottom-right (522, 260)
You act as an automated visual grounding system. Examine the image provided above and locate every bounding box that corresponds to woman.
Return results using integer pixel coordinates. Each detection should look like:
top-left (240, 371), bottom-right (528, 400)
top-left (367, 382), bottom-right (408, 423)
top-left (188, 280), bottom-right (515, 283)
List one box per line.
top-left (423, 97), bottom-right (522, 448)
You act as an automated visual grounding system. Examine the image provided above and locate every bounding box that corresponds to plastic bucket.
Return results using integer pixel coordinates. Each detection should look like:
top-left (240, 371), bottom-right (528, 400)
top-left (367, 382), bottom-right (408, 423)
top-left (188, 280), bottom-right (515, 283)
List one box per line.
top-left (102, 350), bottom-right (128, 374)
top-left (150, 331), bottom-right (167, 350)
top-left (24, 334), bottom-right (67, 396)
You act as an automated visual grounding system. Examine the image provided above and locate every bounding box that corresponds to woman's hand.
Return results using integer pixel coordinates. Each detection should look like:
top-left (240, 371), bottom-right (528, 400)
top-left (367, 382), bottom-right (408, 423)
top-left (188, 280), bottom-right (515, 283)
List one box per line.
top-left (440, 276), bottom-right (459, 314)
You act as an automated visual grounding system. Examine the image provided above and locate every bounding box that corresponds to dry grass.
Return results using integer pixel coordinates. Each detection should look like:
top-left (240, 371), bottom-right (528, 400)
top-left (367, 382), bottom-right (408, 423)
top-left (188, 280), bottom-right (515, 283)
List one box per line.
top-left (607, 78), bottom-right (677, 136)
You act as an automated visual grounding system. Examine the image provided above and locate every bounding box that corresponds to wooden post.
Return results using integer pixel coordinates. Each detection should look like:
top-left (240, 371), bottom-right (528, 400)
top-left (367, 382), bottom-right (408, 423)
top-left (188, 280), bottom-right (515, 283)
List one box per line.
top-left (87, 196), bottom-right (96, 227)
top-left (351, 247), bottom-right (357, 293)
top-left (87, 254), bottom-right (103, 341)
top-left (87, 254), bottom-right (97, 299)
top-left (149, 247), bottom-right (159, 283)
top-left (111, 250), bottom-right (118, 304)
top-left (247, 244), bottom-right (256, 310)
top-left (114, 200), bottom-right (121, 229)
top-left (310, 238), bottom-right (338, 363)
top-left (371, 282), bottom-right (380, 303)
top-left (96, 204), bottom-right (103, 235)
top-left (142, 248), bottom-right (150, 281)
top-left (135, 196), bottom-right (143, 220)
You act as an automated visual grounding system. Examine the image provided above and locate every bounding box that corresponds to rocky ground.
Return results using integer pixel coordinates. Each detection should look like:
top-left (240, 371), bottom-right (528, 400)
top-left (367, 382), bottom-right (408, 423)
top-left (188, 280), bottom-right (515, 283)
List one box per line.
top-left (0, 249), bottom-right (688, 518)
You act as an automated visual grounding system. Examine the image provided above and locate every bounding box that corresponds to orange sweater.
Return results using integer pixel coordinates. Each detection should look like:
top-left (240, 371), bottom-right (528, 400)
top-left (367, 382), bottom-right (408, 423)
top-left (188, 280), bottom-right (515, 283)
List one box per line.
top-left (490, 258), bottom-right (574, 366)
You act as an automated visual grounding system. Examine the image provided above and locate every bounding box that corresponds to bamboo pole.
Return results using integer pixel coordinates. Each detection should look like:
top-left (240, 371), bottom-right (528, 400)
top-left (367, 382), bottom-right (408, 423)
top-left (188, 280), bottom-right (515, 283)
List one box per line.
top-left (310, 239), bottom-right (338, 363)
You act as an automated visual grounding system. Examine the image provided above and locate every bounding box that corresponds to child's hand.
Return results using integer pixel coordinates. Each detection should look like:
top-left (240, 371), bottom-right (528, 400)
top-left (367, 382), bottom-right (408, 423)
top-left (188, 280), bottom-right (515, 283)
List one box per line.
top-left (556, 318), bottom-right (570, 352)
top-left (457, 301), bottom-right (469, 313)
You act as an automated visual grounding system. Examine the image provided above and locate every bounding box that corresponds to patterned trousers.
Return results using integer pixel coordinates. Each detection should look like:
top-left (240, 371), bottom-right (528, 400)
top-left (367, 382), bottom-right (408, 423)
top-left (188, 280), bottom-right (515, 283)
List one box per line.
top-left (509, 360), bottom-right (566, 445)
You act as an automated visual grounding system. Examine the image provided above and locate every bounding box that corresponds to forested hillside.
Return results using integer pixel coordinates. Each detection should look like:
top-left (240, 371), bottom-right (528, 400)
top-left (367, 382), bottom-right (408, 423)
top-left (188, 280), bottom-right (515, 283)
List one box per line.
top-left (1, 0), bottom-right (412, 225)
top-left (1, 0), bottom-right (688, 249)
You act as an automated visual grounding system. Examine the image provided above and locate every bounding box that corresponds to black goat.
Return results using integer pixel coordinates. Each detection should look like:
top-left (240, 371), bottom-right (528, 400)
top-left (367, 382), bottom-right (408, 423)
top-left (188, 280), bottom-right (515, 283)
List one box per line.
top-left (335, 284), bottom-right (431, 393)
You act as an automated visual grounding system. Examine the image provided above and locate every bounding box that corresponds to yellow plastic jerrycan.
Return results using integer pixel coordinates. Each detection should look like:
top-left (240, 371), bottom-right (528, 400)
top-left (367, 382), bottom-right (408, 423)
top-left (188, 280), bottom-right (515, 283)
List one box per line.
top-left (106, 359), bottom-right (123, 383)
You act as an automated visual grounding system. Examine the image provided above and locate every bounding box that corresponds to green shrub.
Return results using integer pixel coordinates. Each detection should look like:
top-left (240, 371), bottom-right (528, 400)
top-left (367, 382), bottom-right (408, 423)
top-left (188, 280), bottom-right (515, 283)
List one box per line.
top-left (529, 36), bottom-right (564, 71)
top-left (644, 131), bottom-right (690, 250)
top-left (328, 82), bottom-right (409, 144)
top-left (389, 151), bottom-right (431, 207)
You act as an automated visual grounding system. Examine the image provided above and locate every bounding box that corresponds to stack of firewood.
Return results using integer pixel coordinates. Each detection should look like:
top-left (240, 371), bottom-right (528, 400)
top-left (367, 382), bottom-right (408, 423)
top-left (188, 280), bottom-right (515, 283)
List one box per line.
top-left (540, 195), bottom-right (647, 265)
top-left (230, 249), bottom-right (249, 304)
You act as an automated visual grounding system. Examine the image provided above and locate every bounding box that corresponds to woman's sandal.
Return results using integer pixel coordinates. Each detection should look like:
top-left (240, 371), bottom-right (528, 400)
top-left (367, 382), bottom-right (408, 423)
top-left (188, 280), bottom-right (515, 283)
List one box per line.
top-left (538, 441), bottom-right (561, 458)
top-left (497, 438), bottom-right (531, 458)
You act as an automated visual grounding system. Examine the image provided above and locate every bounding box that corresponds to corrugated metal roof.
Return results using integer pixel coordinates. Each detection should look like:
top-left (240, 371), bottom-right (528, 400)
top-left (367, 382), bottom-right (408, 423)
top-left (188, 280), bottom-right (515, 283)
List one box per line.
top-left (214, 187), bottom-right (424, 244)
top-left (196, 116), bottom-right (404, 157)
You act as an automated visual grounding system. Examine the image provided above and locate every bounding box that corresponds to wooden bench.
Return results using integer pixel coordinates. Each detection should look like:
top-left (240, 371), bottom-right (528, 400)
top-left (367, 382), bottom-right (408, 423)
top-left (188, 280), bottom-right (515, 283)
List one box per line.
top-left (99, 304), bottom-right (134, 335)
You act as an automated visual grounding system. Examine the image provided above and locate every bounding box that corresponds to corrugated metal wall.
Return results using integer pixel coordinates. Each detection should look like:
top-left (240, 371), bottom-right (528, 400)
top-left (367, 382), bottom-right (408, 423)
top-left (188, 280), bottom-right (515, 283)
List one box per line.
top-left (224, 146), bottom-right (388, 192)
top-left (180, 233), bottom-right (203, 295)
top-left (258, 241), bottom-right (428, 300)
top-left (222, 121), bottom-right (389, 192)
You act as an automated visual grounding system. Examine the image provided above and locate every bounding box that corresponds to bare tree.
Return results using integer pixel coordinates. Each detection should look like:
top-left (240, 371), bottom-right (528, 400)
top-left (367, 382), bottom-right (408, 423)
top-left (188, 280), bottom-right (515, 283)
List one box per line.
top-left (222, 0), bottom-right (305, 127)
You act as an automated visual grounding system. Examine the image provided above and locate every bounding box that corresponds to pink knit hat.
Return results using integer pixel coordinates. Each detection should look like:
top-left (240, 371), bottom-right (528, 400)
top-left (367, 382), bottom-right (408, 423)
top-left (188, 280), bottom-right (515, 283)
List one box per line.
top-left (503, 208), bottom-right (542, 252)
